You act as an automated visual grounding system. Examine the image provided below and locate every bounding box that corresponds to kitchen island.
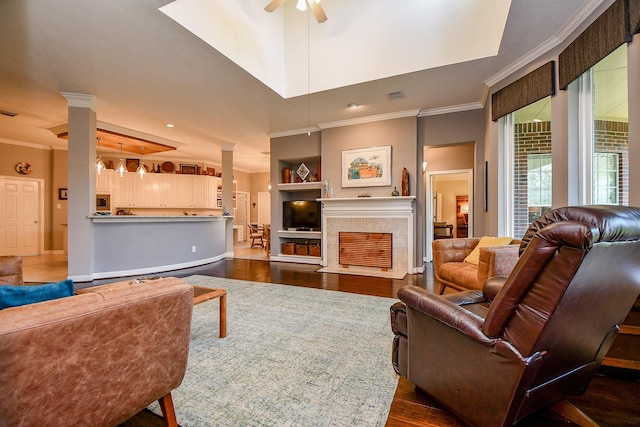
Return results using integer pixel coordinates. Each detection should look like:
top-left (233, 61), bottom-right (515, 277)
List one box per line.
top-left (88, 215), bottom-right (230, 280)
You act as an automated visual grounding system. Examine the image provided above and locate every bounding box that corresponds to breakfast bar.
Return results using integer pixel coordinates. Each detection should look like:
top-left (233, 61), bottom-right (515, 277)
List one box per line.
top-left (88, 215), bottom-right (229, 280)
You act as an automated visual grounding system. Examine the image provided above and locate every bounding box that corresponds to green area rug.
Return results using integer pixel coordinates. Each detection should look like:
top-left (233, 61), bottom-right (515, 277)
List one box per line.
top-left (149, 275), bottom-right (400, 427)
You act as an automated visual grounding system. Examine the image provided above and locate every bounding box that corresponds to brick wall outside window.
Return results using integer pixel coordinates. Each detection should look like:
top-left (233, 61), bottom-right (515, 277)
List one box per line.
top-left (512, 120), bottom-right (628, 239)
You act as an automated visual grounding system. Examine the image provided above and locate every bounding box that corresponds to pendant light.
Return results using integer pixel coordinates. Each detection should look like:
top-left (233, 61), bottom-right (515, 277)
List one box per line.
top-left (136, 146), bottom-right (147, 179)
top-left (116, 142), bottom-right (127, 177)
top-left (96, 137), bottom-right (106, 175)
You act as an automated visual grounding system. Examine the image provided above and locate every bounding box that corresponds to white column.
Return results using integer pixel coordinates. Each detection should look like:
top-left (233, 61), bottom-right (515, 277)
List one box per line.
top-left (221, 142), bottom-right (235, 255)
top-left (61, 92), bottom-right (98, 281)
top-left (628, 34), bottom-right (640, 206)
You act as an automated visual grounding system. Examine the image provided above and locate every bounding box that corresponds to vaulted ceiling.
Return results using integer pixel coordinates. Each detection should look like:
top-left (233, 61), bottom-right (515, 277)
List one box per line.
top-left (0, 0), bottom-right (609, 172)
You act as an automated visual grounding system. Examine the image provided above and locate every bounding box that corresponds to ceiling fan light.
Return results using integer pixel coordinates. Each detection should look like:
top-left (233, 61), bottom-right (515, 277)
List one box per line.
top-left (296, 0), bottom-right (306, 11)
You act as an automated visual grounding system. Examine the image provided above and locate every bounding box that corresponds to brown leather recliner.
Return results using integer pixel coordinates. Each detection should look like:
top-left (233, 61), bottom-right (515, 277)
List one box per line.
top-left (391, 205), bottom-right (640, 427)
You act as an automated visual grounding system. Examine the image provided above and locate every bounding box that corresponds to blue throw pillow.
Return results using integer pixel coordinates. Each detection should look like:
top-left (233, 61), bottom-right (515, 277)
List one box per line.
top-left (0, 279), bottom-right (74, 309)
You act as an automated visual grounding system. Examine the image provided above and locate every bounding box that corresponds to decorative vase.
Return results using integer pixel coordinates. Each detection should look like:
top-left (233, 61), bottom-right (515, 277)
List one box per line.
top-left (282, 167), bottom-right (291, 184)
top-left (391, 187), bottom-right (400, 196)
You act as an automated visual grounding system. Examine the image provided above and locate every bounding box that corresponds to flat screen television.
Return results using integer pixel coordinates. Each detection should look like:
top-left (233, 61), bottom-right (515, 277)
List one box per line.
top-left (283, 200), bottom-right (321, 231)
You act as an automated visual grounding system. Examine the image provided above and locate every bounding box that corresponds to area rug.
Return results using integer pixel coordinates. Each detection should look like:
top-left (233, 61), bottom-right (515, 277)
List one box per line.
top-left (148, 275), bottom-right (400, 427)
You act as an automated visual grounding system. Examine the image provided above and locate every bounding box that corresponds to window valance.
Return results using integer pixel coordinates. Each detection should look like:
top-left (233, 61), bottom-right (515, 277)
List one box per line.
top-left (491, 62), bottom-right (555, 121)
top-left (559, 0), bottom-right (640, 89)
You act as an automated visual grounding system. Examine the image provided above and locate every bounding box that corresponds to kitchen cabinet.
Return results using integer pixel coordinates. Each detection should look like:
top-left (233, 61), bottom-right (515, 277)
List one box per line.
top-left (110, 173), bottom-right (221, 210)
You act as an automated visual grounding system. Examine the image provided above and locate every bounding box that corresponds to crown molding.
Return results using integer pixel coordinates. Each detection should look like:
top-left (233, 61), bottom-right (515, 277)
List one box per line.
top-left (484, 0), bottom-right (610, 90)
top-left (418, 102), bottom-right (483, 117)
top-left (267, 126), bottom-right (322, 138)
top-left (0, 138), bottom-right (56, 150)
top-left (318, 109), bottom-right (421, 130)
top-left (59, 92), bottom-right (100, 111)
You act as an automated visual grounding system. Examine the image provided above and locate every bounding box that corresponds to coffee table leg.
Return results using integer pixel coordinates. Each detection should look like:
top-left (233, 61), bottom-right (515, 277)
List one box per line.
top-left (219, 293), bottom-right (227, 338)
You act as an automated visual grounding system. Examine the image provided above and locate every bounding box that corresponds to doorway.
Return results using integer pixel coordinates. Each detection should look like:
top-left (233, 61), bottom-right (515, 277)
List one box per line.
top-left (0, 176), bottom-right (44, 256)
top-left (425, 169), bottom-right (473, 261)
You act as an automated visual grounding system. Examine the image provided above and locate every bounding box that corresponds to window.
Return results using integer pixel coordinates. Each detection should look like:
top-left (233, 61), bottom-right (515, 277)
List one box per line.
top-left (592, 152), bottom-right (619, 204)
top-left (576, 44), bottom-right (628, 205)
top-left (527, 154), bottom-right (552, 222)
top-left (509, 96), bottom-right (552, 238)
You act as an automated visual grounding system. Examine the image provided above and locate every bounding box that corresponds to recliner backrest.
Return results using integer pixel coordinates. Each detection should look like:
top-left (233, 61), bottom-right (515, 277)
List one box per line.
top-left (483, 206), bottom-right (640, 362)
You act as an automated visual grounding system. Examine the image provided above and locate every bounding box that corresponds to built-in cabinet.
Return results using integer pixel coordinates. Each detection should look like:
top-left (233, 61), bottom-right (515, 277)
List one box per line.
top-left (271, 156), bottom-right (322, 265)
top-left (96, 170), bottom-right (235, 211)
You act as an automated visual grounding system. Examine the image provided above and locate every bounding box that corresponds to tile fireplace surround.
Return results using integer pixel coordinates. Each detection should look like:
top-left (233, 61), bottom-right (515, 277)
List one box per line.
top-left (318, 196), bottom-right (416, 279)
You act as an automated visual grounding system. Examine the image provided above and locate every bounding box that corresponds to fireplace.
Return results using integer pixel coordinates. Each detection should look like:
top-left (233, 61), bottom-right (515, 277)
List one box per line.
top-left (319, 197), bottom-right (416, 279)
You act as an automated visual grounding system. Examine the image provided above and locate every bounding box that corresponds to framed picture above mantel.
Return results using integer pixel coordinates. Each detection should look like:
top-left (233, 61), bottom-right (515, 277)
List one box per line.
top-left (341, 145), bottom-right (391, 188)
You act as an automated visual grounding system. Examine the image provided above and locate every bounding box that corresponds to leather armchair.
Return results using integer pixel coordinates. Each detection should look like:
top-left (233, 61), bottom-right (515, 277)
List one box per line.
top-left (0, 276), bottom-right (194, 427)
top-left (432, 238), bottom-right (520, 294)
top-left (392, 206), bottom-right (640, 427)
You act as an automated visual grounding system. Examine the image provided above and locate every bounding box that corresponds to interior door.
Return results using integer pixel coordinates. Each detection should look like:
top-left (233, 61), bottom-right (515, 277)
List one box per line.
top-left (0, 177), bottom-right (41, 255)
top-left (257, 191), bottom-right (271, 226)
top-left (235, 192), bottom-right (248, 242)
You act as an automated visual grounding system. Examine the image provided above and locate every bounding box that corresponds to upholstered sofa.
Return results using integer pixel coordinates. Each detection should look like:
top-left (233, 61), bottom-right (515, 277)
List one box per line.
top-left (432, 237), bottom-right (520, 294)
top-left (0, 263), bottom-right (194, 427)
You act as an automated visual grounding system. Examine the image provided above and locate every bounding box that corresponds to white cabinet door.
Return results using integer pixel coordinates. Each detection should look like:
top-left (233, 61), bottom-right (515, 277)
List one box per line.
top-left (163, 174), bottom-right (180, 207)
top-left (191, 176), bottom-right (208, 207)
top-left (145, 174), bottom-right (164, 207)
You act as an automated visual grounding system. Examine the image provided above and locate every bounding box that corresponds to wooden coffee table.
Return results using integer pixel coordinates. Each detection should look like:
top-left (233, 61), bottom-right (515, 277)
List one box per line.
top-left (193, 286), bottom-right (227, 338)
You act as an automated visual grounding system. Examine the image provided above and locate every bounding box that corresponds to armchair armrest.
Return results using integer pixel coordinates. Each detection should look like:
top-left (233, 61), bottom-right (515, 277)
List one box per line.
top-left (477, 244), bottom-right (520, 285)
top-left (398, 286), bottom-right (497, 345)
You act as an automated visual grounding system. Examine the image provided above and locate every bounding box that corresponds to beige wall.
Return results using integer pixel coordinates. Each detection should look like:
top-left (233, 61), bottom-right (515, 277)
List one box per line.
top-left (321, 117), bottom-right (418, 199)
top-left (0, 143), bottom-right (61, 251)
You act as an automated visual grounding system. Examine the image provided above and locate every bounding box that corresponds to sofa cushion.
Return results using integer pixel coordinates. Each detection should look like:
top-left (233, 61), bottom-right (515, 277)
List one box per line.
top-left (0, 279), bottom-right (74, 309)
top-left (464, 236), bottom-right (513, 265)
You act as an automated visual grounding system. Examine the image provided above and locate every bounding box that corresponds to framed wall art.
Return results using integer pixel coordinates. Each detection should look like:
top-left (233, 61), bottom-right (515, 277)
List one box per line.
top-left (341, 145), bottom-right (392, 188)
top-left (180, 164), bottom-right (198, 175)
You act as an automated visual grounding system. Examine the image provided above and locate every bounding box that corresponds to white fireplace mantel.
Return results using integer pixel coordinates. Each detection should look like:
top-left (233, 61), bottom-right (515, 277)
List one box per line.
top-left (319, 196), bottom-right (417, 277)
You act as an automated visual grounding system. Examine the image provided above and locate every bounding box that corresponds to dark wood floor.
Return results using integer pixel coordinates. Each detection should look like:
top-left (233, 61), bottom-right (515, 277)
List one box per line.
top-left (118, 258), bottom-right (640, 427)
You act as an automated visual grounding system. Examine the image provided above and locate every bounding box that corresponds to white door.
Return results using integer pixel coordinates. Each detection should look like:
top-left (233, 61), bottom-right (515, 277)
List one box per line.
top-left (257, 191), bottom-right (271, 227)
top-left (0, 177), bottom-right (41, 255)
top-left (235, 192), bottom-right (248, 242)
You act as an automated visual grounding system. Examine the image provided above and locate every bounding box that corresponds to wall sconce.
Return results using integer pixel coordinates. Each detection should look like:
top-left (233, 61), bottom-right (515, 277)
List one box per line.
top-left (422, 161), bottom-right (428, 172)
top-left (267, 181), bottom-right (272, 192)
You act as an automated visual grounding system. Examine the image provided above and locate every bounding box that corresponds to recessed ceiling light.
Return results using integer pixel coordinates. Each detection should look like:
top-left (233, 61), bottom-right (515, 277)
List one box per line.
top-left (533, 118), bottom-right (542, 123)
top-left (348, 103), bottom-right (359, 109)
top-left (166, 123), bottom-right (175, 128)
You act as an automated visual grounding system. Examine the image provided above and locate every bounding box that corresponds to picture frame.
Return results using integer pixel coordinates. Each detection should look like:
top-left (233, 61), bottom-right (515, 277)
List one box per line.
top-left (126, 159), bottom-right (139, 172)
top-left (58, 188), bottom-right (68, 200)
top-left (180, 164), bottom-right (198, 175)
top-left (341, 145), bottom-right (392, 188)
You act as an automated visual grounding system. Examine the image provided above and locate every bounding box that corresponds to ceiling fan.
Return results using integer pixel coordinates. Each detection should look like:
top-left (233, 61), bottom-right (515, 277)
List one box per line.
top-left (264, 0), bottom-right (327, 23)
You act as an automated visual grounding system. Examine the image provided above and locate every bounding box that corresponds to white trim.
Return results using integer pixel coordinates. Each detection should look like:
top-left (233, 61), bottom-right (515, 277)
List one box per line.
top-left (418, 102), bottom-right (483, 117)
top-left (498, 115), bottom-right (514, 236)
top-left (424, 169), bottom-right (473, 261)
top-left (484, 0), bottom-right (611, 89)
top-left (267, 110), bottom-right (420, 138)
top-left (60, 92), bottom-right (100, 111)
top-left (577, 72), bottom-right (594, 205)
top-left (70, 254), bottom-right (226, 282)
top-left (0, 139), bottom-right (56, 150)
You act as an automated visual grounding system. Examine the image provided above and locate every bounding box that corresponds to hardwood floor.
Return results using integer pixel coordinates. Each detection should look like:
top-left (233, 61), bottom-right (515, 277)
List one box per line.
top-left (23, 256), bottom-right (640, 426)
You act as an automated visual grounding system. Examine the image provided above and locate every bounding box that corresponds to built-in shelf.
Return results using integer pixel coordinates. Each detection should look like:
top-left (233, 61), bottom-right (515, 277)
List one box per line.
top-left (277, 182), bottom-right (323, 192)
top-left (270, 254), bottom-right (322, 265)
top-left (278, 230), bottom-right (322, 238)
